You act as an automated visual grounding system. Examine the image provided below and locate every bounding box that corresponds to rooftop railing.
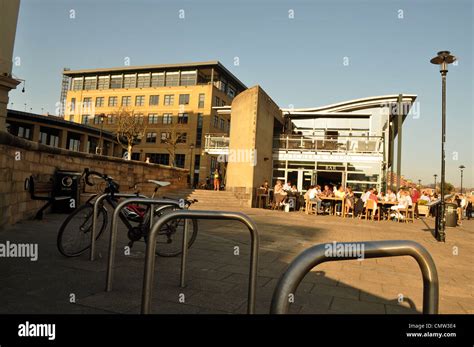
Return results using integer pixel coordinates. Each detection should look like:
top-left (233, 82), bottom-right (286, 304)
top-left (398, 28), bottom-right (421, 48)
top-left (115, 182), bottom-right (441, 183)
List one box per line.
top-left (203, 134), bottom-right (384, 155)
top-left (273, 135), bottom-right (384, 154)
top-left (204, 134), bottom-right (230, 152)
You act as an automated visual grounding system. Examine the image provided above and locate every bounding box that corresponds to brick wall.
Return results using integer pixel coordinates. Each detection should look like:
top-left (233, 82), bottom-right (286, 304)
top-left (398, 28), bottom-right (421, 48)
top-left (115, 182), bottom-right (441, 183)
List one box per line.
top-left (0, 131), bottom-right (188, 228)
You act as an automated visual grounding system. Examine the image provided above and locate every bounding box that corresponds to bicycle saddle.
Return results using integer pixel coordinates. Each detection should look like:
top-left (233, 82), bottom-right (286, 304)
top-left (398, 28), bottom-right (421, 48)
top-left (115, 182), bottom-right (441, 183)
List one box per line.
top-left (147, 180), bottom-right (170, 187)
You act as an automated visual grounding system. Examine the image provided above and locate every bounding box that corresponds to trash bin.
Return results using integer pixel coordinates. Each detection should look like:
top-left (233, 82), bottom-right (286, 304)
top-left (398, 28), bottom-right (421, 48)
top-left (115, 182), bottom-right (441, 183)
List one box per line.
top-left (52, 170), bottom-right (82, 213)
top-left (445, 203), bottom-right (458, 228)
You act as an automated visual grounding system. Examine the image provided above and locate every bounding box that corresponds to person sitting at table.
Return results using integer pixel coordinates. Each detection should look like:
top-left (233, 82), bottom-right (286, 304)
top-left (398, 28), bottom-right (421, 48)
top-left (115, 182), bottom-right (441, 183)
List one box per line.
top-left (320, 185), bottom-right (334, 214)
top-left (345, 187), bottom-right (355, 215)
top-left (306, 185), bottom-right (322, 214)
top-left (390, 190), bottom-right (412, 221)
top-left (377, 191), bottom-right (386, 201)
top-left (361, 188), bottom-right (374, 206)
top-left (260, 180), bottom-right (270, 193)
top-left (334, 185), bottom-right (345, 215)
top-left (386, 189), bottom-right (397, 202)
top-left (420, 191), bottom-right (431, 203)
top-left (273, 180), bottom-right (287, 209)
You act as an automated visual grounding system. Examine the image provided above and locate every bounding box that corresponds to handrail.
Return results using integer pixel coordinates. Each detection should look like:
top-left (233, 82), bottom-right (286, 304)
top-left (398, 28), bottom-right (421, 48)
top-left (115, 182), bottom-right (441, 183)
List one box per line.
top-left (91, 192), bottom-right (147, 261)
top-left (105, 197), bottom-right (182, 292)
top-left (270, 240), bottom-right (439, 314)
top-left (142, 210), bottom-right (259, 314)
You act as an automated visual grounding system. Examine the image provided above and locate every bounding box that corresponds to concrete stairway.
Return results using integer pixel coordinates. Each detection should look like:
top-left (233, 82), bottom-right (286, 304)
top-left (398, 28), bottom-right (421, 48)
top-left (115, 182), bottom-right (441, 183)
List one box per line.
top-left (161, 189), bottom-right (247, 209)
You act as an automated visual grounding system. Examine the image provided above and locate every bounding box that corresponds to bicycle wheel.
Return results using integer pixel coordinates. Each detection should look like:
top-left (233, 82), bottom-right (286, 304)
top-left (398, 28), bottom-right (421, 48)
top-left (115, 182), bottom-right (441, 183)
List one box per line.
top-left (57, 203), bottom-right (108, 257)
top-left (148, 205), bottom-right (198, 257)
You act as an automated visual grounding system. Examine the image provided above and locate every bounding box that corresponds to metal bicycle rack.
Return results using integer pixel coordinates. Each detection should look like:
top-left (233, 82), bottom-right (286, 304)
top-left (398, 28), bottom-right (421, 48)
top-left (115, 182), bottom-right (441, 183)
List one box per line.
top-left (270, 240), bottom-right (439, 314)
top-left (105, 197), bottom-right (182, 292)
top-left (141, 210), bottom-right (259, 314)
top-left (90, 193), bottom-right (147, 261)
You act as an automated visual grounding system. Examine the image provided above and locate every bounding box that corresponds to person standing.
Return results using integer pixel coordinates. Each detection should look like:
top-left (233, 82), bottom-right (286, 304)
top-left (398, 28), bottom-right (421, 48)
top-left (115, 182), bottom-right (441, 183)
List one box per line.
top-left (213, 169), bottom-right (220, 191)
top-left (410, 187), bottom-right (420, 219)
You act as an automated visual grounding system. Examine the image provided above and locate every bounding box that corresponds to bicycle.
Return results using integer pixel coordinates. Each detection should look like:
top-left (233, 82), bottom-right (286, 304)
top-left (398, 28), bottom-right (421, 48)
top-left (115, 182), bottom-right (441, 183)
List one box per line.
top-left (57, 168), bottom-right (198, 258)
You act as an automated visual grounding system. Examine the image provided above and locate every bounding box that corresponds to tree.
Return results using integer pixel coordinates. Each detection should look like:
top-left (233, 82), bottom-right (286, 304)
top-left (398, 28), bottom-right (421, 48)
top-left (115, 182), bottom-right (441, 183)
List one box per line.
top-left (161, 116), bottom-right (187, 167)
top-left (113, 107), bottom-right (147, 160)
top-left (444, 182), bottom-right (454, 193)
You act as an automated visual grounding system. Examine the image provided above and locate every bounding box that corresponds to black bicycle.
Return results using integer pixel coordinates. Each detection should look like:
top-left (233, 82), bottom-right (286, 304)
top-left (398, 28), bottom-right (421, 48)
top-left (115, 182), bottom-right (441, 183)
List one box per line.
top-left (57, 168), bottom-right (198, 257)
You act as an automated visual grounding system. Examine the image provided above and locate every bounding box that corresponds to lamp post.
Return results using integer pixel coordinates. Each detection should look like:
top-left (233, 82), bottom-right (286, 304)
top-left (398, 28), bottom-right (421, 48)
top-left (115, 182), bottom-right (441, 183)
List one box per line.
top-left (430, 50), bottom-right (457, 242)
top-left (459, 165), bottom-right (465, 194)
top-left (418, 179), bottom-right (421, 187)
top-left (189, 144), bottom-right (195, 188)
top-left (434, 174), bottom-right (437, 190)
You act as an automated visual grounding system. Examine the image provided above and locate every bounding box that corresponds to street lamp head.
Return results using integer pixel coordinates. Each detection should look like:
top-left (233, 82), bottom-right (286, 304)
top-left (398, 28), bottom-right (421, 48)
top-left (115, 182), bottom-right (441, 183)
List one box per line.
top-left (459, 165), bottom-right (465, 170)
top-left (190, 144), bottom-right (195, 150)
top-left (430, 51), bottom-right (457, 72)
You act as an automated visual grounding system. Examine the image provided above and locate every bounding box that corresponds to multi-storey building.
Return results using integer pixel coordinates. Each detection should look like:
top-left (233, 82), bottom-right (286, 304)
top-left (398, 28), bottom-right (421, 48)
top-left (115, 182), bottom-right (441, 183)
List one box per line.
top-left (63, 61), bottom-right (246, 185)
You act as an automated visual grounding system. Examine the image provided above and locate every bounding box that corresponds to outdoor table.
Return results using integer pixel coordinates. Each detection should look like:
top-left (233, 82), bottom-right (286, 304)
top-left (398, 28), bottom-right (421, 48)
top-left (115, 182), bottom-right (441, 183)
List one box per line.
top-left (320, 196), bottom-right (345, 217)
top-left (378, 201), bottom-right (397, 220)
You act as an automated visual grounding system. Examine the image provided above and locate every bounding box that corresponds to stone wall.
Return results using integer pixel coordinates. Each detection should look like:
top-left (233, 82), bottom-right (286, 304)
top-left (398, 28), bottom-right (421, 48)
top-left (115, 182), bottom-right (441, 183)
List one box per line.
top-left (0, 131), bottom-right (188, 228)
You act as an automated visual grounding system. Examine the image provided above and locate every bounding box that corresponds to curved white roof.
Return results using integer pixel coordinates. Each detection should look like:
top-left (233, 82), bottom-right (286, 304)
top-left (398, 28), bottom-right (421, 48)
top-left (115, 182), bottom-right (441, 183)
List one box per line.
top-left (281, 94), bottom-right (417, 114)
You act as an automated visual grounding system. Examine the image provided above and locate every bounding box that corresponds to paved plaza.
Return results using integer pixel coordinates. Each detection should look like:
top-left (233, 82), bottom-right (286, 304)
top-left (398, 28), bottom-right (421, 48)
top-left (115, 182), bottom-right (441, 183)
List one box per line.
top-left (0, 207), bottom-right (473, 314)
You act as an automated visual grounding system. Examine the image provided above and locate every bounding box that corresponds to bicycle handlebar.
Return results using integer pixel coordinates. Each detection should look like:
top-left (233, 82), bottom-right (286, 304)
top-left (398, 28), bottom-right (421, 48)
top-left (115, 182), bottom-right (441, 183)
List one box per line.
top-left (83, 168), bottom-right (109, 186)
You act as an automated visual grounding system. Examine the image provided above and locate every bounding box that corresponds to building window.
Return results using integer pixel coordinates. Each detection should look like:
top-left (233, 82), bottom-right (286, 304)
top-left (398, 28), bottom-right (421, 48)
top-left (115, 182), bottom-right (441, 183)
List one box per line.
top-left (164, 94), bottom-right (174, 106)
top-left (70, 98), bottom-right (76, 112)
top-left (72, 78), bottom-right (83, 91)
top-left (135, 114), bottom-right (144, 124)
top-left (220, 118), bottom-right (225, 130)
top-left (146, 132), bottom-right (157, 143)
top-left (83, 97), bottom-right (92, 108)
top-left (98, 76), bottom-right (110, 89)
top-left (162, 114), bottom-right (173, 124)
top-left (122, 96), bottom-right (131, 106)
top-left (108, 96), bottom-right (118, 107)
top-left (131, 153), bottom-right (141, 161)
top-left (87, 137), bottom-right (98, 154)
top-left (148, 114), bottom-right (159, 124)
top-left (135, 95), bottom-right (145, 106)
top-left (213, 115), bottom-right (218, 128)
top-left (175, 154), bottom-right (185, 168)
top-left (227, 86), bottom-right (236, 98)
top-left (110, 75), bottom-right (123, 89)
top-left (19, 126), bottom-right (31, 139)
top-left (214, 96), bottom-right (220, 106)
top-left (160, 132), bottom-right (171, 143)
top-left (67, 133), bottom-right (81, 152)
top-left (137, 73), bottom-right (150, 88)
top-left (149, 95), bottom-right (159, 106)
top-left (221, 99), bottom-right (226, 106)
top-left (180, 71), bottom-right (197, 86)
top-left (82, 115), bottom-right (90, 124)
top-left (95, 97), bottom-right (104, 107)
top-left (176, 132), bottom-right (187, 143)
top-left (39, 127), bottom-right (60, 147)
top-left (151, 72), bottom-right (165, 87)
top-left (198, 93), bottom-right (205, 108)
top-left (123, 74), bottom-right (136, 88)
top-left (179, 94), bottom-right (190, 105)
top-left (107, 114), bottom-right (115, 124)
top-left (165, 72), bottom-right (179, 86)
top-left (147, 153), bottom-right (169, 165)
top-left (196, 113), bottom-right (203, 147)
top-left (227, 119), bottom-right (231, 132)
top-left (178, 113), bottom-right (188, 124)
top-left (84, 77), bottom-right (97, 90)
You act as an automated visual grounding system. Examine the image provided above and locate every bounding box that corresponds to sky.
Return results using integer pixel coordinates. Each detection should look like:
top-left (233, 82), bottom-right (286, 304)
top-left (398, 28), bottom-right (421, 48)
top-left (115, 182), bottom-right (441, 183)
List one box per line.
top-left (9, 0), bottom-right (474, 188)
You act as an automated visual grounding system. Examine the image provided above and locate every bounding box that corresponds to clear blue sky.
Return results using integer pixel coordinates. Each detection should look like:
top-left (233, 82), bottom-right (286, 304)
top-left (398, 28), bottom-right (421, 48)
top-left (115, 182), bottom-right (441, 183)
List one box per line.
top-left (10, 0), bottom-right (473, 188)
